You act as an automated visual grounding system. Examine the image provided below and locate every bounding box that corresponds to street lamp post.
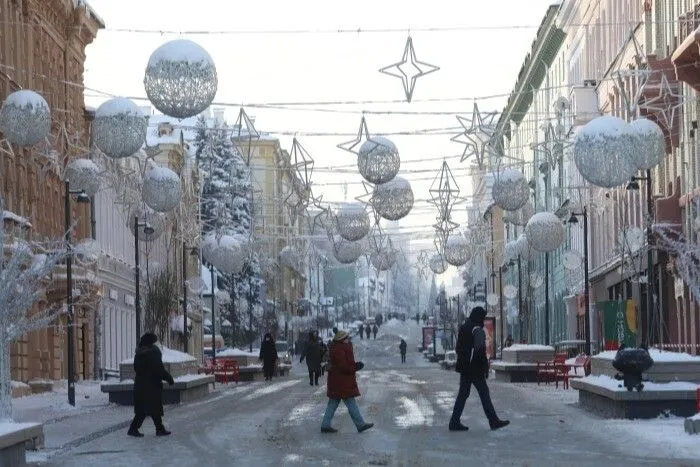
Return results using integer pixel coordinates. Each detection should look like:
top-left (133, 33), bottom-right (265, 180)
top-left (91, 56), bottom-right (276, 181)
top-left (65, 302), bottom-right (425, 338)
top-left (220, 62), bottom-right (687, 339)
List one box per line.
top-left (133, 216), bottom-right (155, 341)
top-left (627, 171), bottom-right (655, 344)
top-left (181, 242), bottom-right (199, 354)
top-left (208, 263), bottom-right (217, 372)
top-left (64, 181), bottom-right (89, 407)
top-left (568, 207), bottom-right (590, 356)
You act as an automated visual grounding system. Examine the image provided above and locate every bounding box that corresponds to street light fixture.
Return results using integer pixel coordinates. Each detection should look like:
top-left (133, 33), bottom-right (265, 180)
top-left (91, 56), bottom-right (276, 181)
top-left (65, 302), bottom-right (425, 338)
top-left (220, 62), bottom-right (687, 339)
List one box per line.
top-left (133, 215), bottom-right (155, 341)
top-left (626, 170), bottom-right (656, 344)
top-left (64, 180), bottom-right (89, 407)
top-left (568, 207), bottom-right (591, 356)
top-left (181, 242), bottom-right (199, 354)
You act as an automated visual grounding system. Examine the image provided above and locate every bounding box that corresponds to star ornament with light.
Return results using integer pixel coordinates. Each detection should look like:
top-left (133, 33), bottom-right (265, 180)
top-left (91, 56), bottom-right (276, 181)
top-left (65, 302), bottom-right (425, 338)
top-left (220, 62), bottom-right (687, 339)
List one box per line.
top-left (379, 36), bottom-right (439, 103)
top-left (429, 161), bottom-right (463, 221)
top-left (638, 73), bottom-right (688, 131)
top-left (306, 190), bottom-right (331, 235)
top-left (451, 103), bottom-right (498, 169)
top-left (289, 137), bottom-right (314, 190)
top-left (337, 115), bottom-right (379, 156)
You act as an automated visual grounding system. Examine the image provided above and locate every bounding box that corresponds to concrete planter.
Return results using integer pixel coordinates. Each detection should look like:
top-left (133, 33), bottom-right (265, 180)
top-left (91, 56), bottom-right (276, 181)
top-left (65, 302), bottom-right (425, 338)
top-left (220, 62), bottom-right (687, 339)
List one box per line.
top-left (120, 359), bottom-right (198, 381)
top-left (101, 375), bottom-right (214, 406)
top-left (0, 422), bottom-right (43, 467)
top-left (591, 355), bottom-right (700, 383)
top-left (502, 347), bottom-right (554, 364)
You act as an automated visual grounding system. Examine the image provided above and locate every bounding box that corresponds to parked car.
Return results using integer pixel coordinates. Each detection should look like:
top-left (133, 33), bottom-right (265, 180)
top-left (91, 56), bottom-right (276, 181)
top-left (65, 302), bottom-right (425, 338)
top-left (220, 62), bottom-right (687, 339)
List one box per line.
top-left (275, 341), bottom-right (292, 364)
top-left (441, 350), bottom-right (457, 370)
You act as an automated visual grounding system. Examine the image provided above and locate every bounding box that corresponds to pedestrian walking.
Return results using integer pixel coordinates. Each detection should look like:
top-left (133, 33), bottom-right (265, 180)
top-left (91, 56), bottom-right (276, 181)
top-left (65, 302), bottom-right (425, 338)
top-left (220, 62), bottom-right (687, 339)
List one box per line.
top-left (358, 324), bottom-right (364, 339)
top-left (372, 324), bottom-right (378, 339)
top-left (300, 330), bottom-right (322, 385)
top-left (259, 333), bottom-right (278, 382)
top-left (399, 338), bottom-right (407, 364)
top-left (365, 326), bottom-right (371, 339)
top-left (127, 332), bottom-right (175, 437)
top-left (320, 330), bottom-right (374, 434)
top-left (449, 307), bottom-right (510, 432)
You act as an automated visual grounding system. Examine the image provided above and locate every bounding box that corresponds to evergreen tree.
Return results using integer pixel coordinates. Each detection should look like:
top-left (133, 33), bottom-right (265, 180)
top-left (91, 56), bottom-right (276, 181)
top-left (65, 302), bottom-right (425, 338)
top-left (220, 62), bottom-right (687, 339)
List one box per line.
top-left (427, 276), bottom-right (438, 317)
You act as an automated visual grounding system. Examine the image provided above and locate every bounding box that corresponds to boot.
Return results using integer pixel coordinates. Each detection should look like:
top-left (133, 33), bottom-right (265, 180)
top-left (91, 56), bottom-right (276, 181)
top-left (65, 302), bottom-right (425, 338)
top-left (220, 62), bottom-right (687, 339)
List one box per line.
top-left (489, 419), bottom-right (510, 431)
top-left (127, 429), bottom-right (144, 437)
top-left (448, 423), bottom-right (469, 432)
top-left (321, 426), bottom-right (338, 433)
top-left (156, 428), bottom-right (172, 436)
top-left (357, 423), bottom-right (374, 433)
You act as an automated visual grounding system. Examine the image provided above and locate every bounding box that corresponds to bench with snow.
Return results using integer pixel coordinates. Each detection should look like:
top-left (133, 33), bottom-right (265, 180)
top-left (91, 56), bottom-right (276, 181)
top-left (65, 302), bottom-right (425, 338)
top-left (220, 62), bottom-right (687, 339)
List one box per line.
top-left (207, 349), bottom-right (292, 382)
top-left (492, 344), bottom-right (555, 382)
top-left (101, 346), bottom-right (213, 406)
top-left (590, 349), bottom-right (700, 383)
top-left (0, 422), bottom-right (43, 467)
top-left (101, 374), bottom-right (215, 406)
top-left (571, 376), bottom-right (699, 419)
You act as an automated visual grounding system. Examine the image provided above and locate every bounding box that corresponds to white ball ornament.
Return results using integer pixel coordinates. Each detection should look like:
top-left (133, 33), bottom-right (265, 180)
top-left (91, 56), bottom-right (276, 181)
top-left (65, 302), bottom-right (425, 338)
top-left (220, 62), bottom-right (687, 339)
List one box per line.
top-left (443, 234), bottom-right (472, 267)
top-left (358, 136), bottom-right (400, 184)
top-left (370, 247), bottom-right (397, 271)
top-left (92, 98), bottom-right (146, 159)
top-left (573, 115), bottom-right (636, 188)
top-left (524, 212), bottom-right (565, 253)
top-left (144, 39), bottom-right (218, 119)
top-left (629, 117), bottom-right (666, 170)
top-left (335, 202), bottom-right (370, 242)
top-left (373, 176), bottom-right (414, 221)
top-left (142, 167), bottom-right (181, 213)
top-left (492, 168), bottom-right (529, 212)
top-left (332, 236), bottom-right (363, 264)
top-left (64, 158), bottom-right (101, 197)
top-left (0, 90), bottom-right (50, 147)
top-left (127, 206), bottom-right (166, 242)
top-left (429, 254), bottom-right (448, 274)
top-left (202, 233), bottom-right (246, 275)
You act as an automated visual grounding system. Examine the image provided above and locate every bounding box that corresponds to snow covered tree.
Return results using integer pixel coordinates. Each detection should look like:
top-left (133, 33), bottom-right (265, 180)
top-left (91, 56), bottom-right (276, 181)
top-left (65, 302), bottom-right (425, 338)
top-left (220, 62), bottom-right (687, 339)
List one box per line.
top-left (0, 220), bottom-right (68, 421)
top-left (427, 276), bottom-right (438, 318)
top-left (391, 254), bottom-right (418, 312)
top-left (654, 224), bottom-right (700, 303)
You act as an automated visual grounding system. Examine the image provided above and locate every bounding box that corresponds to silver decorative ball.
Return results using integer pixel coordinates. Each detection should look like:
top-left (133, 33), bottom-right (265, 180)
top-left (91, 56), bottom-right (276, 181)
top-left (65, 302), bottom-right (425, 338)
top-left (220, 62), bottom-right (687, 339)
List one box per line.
top-left (515, 234), bottom-right (537, 261)
top-left (357, 136), bottom-right (400, 184)
top-left (524, 212), bottom-right (565, 253)
top-left (202, 233), bottom-right (246, 275)
top-left (335, 202), bottom-right (370, 242)
top-left (144, 39), bottom-right (218, 119)
top-left (443, 234), bottom-right (472, 267)
top-left (492, 168), bottom-right (529, 212)
top-left (332, 236), bottom-right (363, 264)
top-left (127, 206), bottom-right (166, 242)
top-left (142, 167), bottom-right (181, 213)
top-left (373, 176), bottom-right (414, 221)
top-left (503, 285), bottom-right (517, 300)
top-left (370, 247), bottom-right (397, 271)
top-left (64, 158), bottom-right (101, 197)
top-left (429, 254), bottom-right (448, 274)
top-left (503, 201), bottom-right (534, 226)
top-left (573, 115), bottom-right (636, 188)
top-left (0, 90), bottom-right (50, 147)
top-left (92, 98), bottom-right (146, 159)
top-left (629, 117), bottom-right (665, 170)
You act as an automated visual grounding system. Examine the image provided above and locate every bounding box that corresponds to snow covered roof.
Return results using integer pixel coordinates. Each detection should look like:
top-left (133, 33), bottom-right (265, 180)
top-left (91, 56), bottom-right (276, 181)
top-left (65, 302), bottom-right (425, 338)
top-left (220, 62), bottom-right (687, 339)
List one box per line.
top-left (3, 210), bottom-right (32, 228)
top-left (145, 114), bottom-right (201, 149)
top-left (72, 0), bottom-right (105, 28)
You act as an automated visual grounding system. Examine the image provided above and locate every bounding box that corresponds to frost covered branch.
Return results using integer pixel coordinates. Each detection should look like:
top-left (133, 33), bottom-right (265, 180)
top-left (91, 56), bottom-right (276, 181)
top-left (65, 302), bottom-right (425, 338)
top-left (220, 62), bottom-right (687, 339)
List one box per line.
top-left (653, 223), bottom-right (700, 303)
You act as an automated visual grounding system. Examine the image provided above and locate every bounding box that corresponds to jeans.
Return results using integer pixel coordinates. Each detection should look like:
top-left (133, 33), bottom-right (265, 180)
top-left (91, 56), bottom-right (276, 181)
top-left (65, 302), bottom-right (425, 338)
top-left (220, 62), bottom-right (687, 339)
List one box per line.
top-left (321, 397), bottom-right (365, 428)
top-left (400, 353), bottom-right (406, 363)
top-left (450, 372), bottom-right (498, 426)
top-left (129, 413), bottom-right (165, 432)
top-left (308, 369), bottom-right (320, 385)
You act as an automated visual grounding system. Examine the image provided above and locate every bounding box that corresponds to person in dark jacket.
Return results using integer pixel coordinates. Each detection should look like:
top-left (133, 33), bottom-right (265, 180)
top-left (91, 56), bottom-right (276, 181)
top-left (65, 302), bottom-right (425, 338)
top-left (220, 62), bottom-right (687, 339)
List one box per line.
top-left (320, 330), bottom-right (373, 434)
top-left (399, 339), bottom-right (407, 364)
top-left (127, 333), bottom-right (174, 437)
top-left (259, 333), bottom-right (278, 382)
top-left (358, 324), bottom-right (364, 339)
top-left (300, 331), bottom-right (322, 385)
top-left (365, 326), bottom-right (371, 339)
top-left (319, 338), bottom-right (329, 376)
top-left (449, 307), bottom-right (509, 432)
top-left (372, 324), bottom-right (378, 339)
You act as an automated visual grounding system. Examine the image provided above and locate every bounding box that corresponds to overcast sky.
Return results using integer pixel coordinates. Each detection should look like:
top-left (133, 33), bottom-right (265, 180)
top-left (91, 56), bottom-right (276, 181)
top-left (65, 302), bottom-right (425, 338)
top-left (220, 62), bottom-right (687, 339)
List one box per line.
top-left (83, 0), bottom-right (561, 290)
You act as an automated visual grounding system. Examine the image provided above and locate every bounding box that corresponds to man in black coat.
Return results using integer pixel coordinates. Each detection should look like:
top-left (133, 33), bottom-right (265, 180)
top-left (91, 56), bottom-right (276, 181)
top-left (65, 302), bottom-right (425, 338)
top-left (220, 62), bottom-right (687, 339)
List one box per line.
top-left (127, 333), bottom-right (175, 437)
top-left (300, 331), bottom-right (322, 385)
top-left (449, 307), bottom-right (509, 432)
top-left (259, 333), bottom-right (278, 382)
top-left (399, 339), bottom-right (407, 364)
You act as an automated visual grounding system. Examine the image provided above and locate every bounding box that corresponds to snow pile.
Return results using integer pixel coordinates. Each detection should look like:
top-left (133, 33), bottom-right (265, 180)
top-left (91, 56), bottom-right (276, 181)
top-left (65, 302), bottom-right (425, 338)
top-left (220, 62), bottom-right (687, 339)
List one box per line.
top-left (148, 39), bottom-right (215, 66)
top-left (120, 346), bottom-right (195, 364)
top-left (594, 349), bottom-right (700, 362)
top-left (3, 210), bottom-right (32, 227)
top-left (174, 374), bottom-right (207, 383)
top-left (217, 348), bottom-right (258, 358)
top-left (12, 380), bottom-right (108, 423)
top-left (506, 344), bottom-right (554, 351)
top-left (0, 421), bottom-right (40, 436)
top-left (582, 375), bottom-right (698, 391)
top-left (691, 413), bottom-right (700, 421)
top-left (95, 97), bottom-right (143, 118)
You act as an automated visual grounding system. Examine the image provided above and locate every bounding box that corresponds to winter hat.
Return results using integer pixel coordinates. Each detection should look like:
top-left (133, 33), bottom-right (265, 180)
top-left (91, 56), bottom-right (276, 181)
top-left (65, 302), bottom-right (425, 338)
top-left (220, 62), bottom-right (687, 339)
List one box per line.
top-left (333, 330), bottom-right (349, 342)
top-left (139, 332), bottom-right (158, 347)
top-left (469, 307), bottom-right (487, 326)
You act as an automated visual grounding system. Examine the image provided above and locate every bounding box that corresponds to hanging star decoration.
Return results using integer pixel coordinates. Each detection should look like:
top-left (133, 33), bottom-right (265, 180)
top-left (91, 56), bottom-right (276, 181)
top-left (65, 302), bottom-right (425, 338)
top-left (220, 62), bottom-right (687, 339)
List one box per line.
top-left (289, 137), bottom-right (314, 190)
top-left (354, 180), bottom-right (382, 224)
top-left (531, 122), bottom-right (572, 170)
top-left (638, 73), bottom-right (689, 132)
top-left (337, 115), bottom-right (381, 156)
top-left (379, 36), bottom-right (439, 103)
top-left (612, 67), bottom-right (652, 114)
top-left (232, 107), bottom-right (260, 166)
top-left (306, 189), bottom-right (331, 235)
top-left (451, 103), bottom-right (499, 169)
top-left (428, 160), bottom-right (463, 221)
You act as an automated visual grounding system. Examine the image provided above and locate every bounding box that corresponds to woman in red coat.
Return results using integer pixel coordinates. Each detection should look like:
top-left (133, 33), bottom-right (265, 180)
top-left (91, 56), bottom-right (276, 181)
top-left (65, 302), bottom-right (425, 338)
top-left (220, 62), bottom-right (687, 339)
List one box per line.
top-left (320, 330), bottom-right (374, 433)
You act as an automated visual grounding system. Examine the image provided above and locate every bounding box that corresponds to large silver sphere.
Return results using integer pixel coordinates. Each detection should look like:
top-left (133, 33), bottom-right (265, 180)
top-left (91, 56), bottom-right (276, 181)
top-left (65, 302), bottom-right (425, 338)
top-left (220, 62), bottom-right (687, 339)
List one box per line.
top-left (142, 167), bottom-right (181, 213)
top-left (0, 90), bottom-right (50, 147)
top-left (503, 239), bottom-right (520, 263)
top-left (444, 234), bottom-right (472, 267)
top-left (92, 98), bottom-right (146, 159)
top-left (64, 158), bottom-right (101, 197)
top-left (429, 254), bottom-right (448, 274)
top-left (503, 201), bottom-right (534, 226)
top-left (335, 202), bottom-right (370, 242)
top-left (492, 168), bottom-right (529, 212)
top-left (144, 39), bottom-right (218, 119)
top-left (629, 117), bottom-right (665, 170)
top-left (573, 115), bottom-right (636, 188)
top-left (202, 233), bottom-right (246, 275)
top-left (127, 206), bottom-right (166, 242)
top-left (524, 212), bottom-right (565, 253)
top-left (357, 136), bottom-right (400, 184)
top-left (332, 236), bottom-right (363, 264)
top-left (515, 234), bottom-right (537, 261)
top-left (373, 176), bottom-right (414, 221)
top-left (370, 247), bottom-right (397, 271)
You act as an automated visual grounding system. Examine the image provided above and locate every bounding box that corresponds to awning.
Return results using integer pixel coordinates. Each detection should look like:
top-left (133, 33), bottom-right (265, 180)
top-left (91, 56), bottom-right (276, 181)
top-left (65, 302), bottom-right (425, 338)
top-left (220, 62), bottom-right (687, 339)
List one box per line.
top-left (672, 25), bottom-right (700, 92)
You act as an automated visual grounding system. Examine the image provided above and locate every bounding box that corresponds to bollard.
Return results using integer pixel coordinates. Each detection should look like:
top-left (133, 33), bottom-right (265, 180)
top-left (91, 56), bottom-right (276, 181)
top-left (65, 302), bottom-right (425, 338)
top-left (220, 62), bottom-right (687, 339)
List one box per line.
top-left (696, 387), bottom-right (700, 413)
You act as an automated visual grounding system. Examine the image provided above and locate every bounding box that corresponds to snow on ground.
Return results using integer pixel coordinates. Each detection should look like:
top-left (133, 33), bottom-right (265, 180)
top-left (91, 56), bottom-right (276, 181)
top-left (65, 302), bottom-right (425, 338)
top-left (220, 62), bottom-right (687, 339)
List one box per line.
top-left (594, 349), bottom-right (700, 362)
top-left (395, 395), bottom-right (434, 428)
top-left (12, 380), bottom-right (109, 423)
top-left (378, 318), bottom-right (422, 344)
top-left (581, 375), bottom-right (699, 391)
top-left (506, 344), bottom-right (555, 351)
top-left (0, 421), bottom-right (40, 436)
top-left (217, 348), bottom-right (258, 358)
top-left (241, 379), bottom-right (300, 401)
